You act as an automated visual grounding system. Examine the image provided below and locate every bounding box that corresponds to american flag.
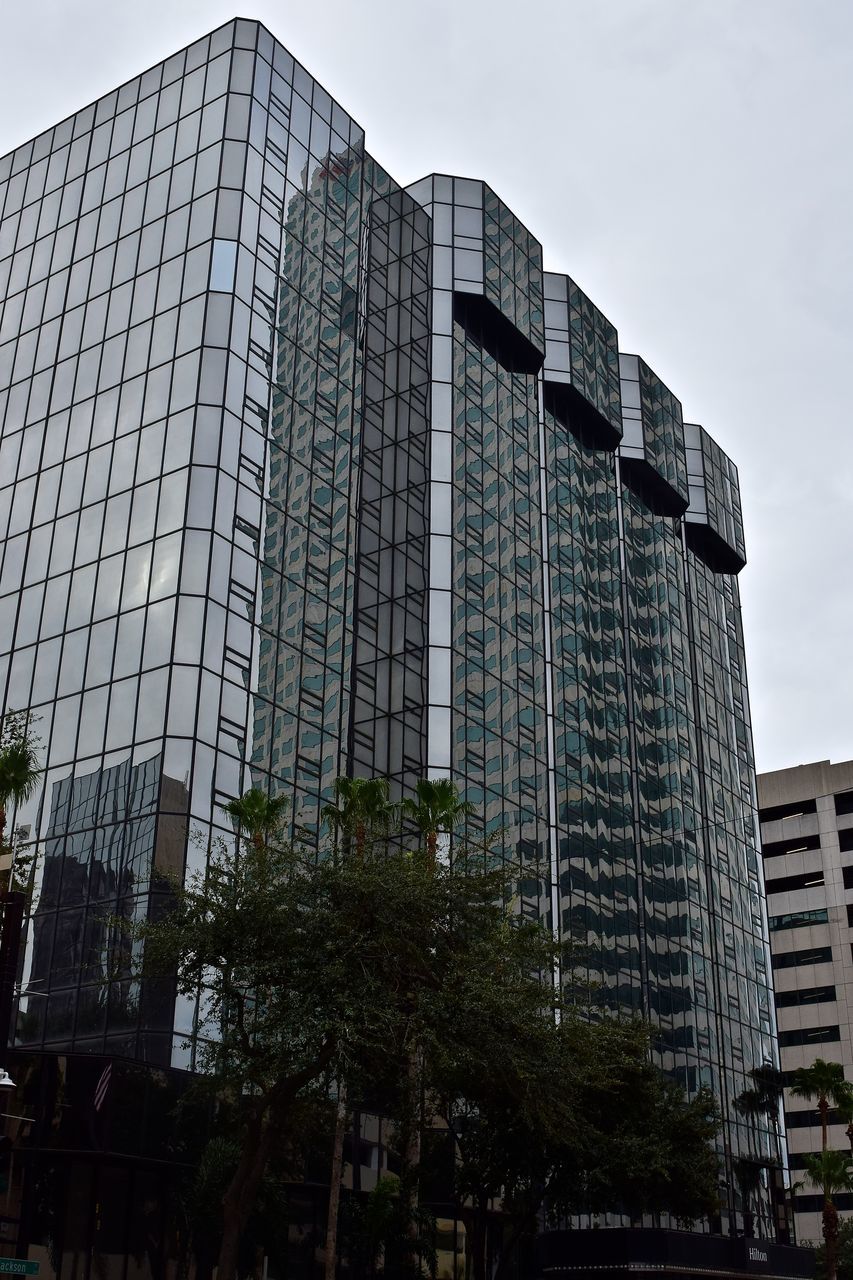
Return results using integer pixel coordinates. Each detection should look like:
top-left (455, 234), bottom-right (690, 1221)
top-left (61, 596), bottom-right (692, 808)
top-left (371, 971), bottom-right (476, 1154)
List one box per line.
top-left (94, 1062), bottom-right (111, 1112)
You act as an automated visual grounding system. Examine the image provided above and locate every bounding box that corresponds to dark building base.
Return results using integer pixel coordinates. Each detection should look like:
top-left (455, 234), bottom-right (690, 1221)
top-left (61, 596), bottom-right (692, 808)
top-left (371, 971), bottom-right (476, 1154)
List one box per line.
top-left (535, 1229), bottom-right (815, 1280)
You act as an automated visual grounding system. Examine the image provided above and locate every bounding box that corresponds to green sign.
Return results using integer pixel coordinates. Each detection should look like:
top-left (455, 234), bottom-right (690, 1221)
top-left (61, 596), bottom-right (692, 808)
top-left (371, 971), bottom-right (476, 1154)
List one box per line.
top-left (0, 1262), bottom-right (40, 1275)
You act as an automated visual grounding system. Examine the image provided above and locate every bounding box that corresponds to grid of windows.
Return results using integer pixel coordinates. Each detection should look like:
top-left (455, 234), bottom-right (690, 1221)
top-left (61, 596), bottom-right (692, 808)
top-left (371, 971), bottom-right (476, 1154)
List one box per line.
top-left (620, 482), bottom-right (710, 1083)
top-left (543, 387), bottom-right (636, 1007)
top-left (757, 766), bottom-right (853, 1240)
top-left (542, 275), bottom-right (621, 434)
top-left (0, 13), bottom-right (775, 1244)
top-left (619, 355), bottom-right (689, 516)
top-left (0, 17), bottom-right (387, 1062)
top-left (541, 271), bottom-right (622, 451)
top-left (684, 424), bottom-right (746, 573)
top-left (685, 544), bottom-right (779, 1222)
top-left (447, 309), bottom-right (549, 887)
top-left (351, 189), bottom-right (432, 791)
top-left (406, 174), bottom-right (550, 912)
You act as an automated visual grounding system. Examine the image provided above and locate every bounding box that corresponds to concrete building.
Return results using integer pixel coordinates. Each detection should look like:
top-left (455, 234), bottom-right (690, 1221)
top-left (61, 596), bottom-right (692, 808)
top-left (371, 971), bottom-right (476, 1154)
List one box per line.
top-left (758, 759), bottom-right (853, 1242)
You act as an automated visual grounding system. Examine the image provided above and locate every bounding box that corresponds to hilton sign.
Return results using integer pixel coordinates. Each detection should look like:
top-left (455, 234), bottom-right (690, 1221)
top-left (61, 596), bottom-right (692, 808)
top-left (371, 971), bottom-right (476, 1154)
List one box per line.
top-left (749, 1247), bottom-right (770, 1265)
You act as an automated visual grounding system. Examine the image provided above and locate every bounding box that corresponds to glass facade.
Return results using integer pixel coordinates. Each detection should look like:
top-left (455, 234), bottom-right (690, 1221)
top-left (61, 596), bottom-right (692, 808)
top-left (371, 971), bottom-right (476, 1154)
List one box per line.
top-left (0, 16), bottom-right (782, 1240)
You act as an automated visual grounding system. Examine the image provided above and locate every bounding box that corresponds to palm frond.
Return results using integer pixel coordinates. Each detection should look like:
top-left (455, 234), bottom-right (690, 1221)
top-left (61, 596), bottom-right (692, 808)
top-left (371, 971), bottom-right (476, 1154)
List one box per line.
top-left (0, 736), bottom-right (41, 808)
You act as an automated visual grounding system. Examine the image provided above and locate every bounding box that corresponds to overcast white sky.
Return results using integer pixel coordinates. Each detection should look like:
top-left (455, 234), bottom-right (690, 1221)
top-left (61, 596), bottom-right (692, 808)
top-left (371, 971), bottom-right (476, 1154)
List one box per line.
top-left (1, 0), bottom-right (850, 775)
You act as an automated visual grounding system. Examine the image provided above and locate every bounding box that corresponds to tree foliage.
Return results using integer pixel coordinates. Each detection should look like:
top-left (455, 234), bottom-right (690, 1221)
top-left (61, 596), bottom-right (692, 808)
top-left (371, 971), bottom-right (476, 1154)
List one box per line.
top-left (431, 1013), bottom-right (720, 1280)
top-left (137, 788), bottom-right (557, 1278)
top-left (803, 1148), bottom-right (853, 1280)
top-left (816, 1215), bottom-right (853, 1280)
top-left (805, 1150), bottom-right (853, 1204)
top-left (787, 1060), bottom-right (853, 1280)
top-left (137, 780), bottom-right (723, 1280)
top-left (340, 1175), bottom-right (436, 1280)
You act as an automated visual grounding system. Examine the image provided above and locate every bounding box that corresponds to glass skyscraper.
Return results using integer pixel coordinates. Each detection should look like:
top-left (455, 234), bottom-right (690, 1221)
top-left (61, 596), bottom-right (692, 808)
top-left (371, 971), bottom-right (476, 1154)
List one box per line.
top-left (0, 16), bottom-right (785, 1252)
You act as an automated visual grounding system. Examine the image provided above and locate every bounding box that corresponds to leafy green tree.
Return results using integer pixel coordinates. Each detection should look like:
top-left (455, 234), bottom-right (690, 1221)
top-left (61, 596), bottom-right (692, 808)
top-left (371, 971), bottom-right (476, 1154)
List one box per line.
top-left (430, 1012), bottom-right (720, 1280)
top-left (579, 1026), bottom-right (720, 1228)
top-left (791, 1061), bottom-right (853, 1153)
top-left (804, 1149), bottom-right (853, 1280)
top-left (139, 807), bottom-right (343, 1280)
top-left (340, 1175), bottom-right (436, 1280)
top-left (137, 782), bottom-right (558, 1280)
top-left (423, 907), bottom-right (568, 1280)
top-left (181, 1134), bottom-right (291, 1279)
top-left (433, 1011), bottom-right (583, 1280)
top-left (816, 1214), bottom-right (853, 1280)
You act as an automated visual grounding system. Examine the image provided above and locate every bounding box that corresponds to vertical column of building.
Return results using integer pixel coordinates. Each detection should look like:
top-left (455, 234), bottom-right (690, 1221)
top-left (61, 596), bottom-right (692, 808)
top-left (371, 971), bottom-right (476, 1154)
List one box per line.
top-left (349, 187), bottom-right (432, 795)
top-left (684, 426), bottom-right (783, 1236)
top-left (0, 22), bottom-right (263, 1062)
top-left (406, 176), bottom-right (550, 899)
top-left (403, 176), bottom-right (455, 783)
top-left (247, 31), bottom-right (373, 844)
top-left (539, 275), bottom-right (640, 1008)
top-left (617, 356), bottom-right (713, 1089)
top-left (0, 17), bottom-right (395, 1063)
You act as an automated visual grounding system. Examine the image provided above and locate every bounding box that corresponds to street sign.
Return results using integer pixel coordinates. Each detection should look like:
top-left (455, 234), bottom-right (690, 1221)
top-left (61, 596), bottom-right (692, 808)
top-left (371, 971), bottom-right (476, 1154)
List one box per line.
top-left (0, 1262), bottom-right (40, 1275)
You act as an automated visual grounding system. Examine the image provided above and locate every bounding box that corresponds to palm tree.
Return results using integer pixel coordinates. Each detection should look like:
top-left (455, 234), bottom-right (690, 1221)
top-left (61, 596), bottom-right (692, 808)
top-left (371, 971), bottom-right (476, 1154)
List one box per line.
top-left (790, 1060), bottom-right (853, 1153)
top-left (803, 1149), bottom-right (853, 1280)
top-left (401, 777), bottom-right (474, 869)
top-left (0, 721), bottom-right (40, 852)
top-left (322, 776), bottom-right (397, 863)
top-left (321, 776), bottom-right (398, 1280)
top-left (225, 789), bottom-right (289, 851)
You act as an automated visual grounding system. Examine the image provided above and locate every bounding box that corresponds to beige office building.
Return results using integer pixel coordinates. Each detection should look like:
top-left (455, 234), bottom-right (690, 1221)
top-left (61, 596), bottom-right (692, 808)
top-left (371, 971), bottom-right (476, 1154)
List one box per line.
top-left (759, 758), bottom-right (853, 1242)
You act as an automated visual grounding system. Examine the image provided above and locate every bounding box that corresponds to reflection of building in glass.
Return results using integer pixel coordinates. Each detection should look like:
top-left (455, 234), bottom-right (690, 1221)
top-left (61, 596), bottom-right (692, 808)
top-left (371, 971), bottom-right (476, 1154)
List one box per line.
top-left (252, 146), bottom-right (366, 834)
top-left (0, 15), bottom-right (783, 1244)
top-left (22, 754), bottom-right (186, 1062)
